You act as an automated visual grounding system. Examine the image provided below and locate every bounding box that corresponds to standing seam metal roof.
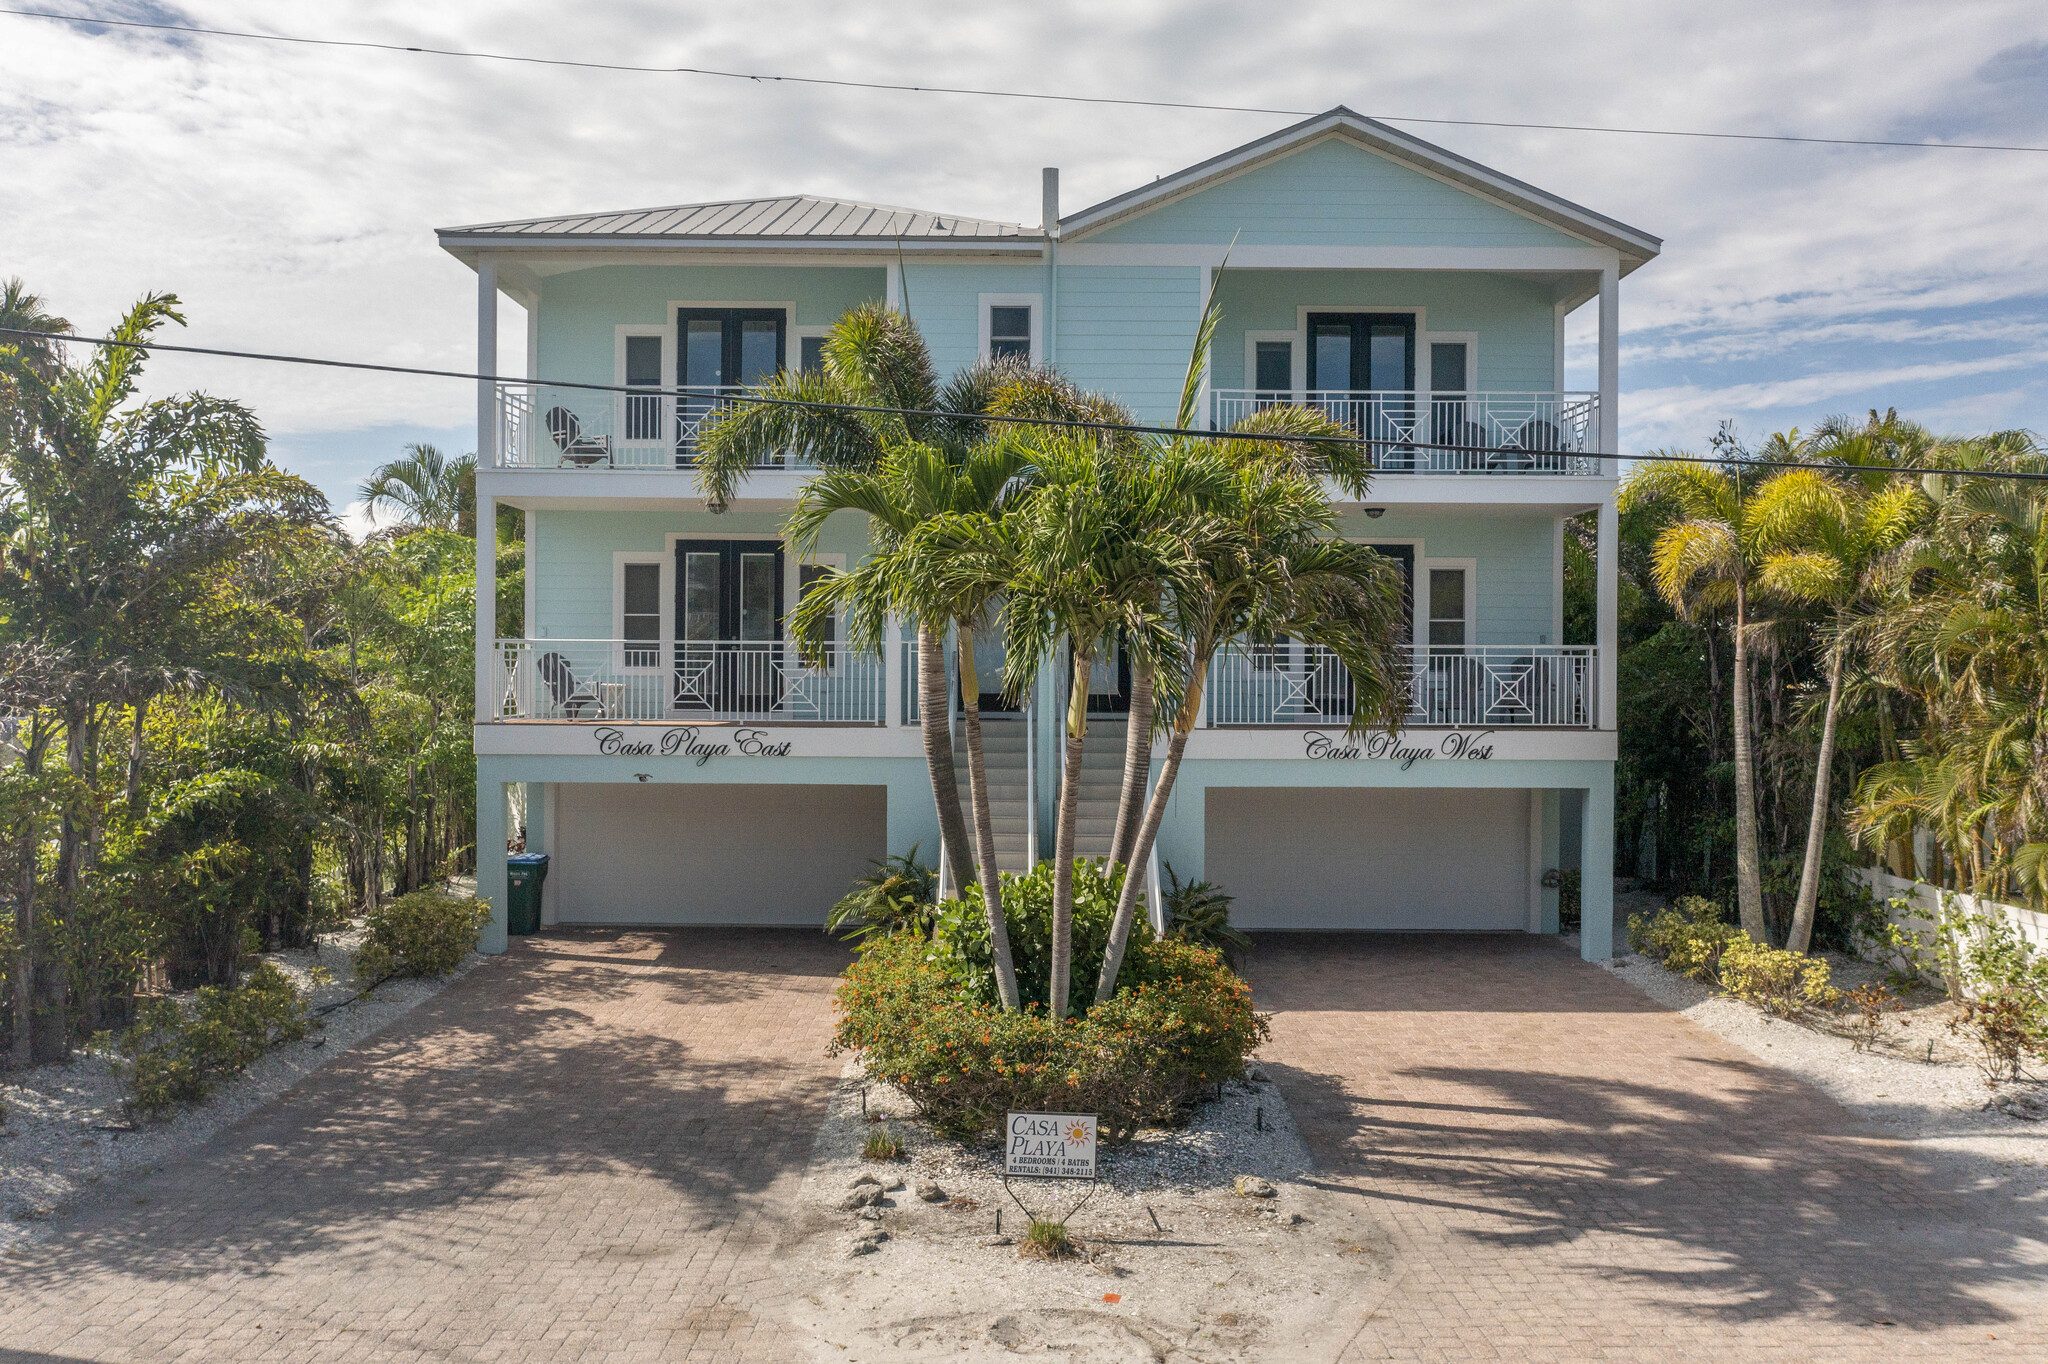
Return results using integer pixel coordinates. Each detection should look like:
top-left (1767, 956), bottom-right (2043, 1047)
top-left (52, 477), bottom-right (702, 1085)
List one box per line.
top-left (439, 194), bottom-right (1031, 240)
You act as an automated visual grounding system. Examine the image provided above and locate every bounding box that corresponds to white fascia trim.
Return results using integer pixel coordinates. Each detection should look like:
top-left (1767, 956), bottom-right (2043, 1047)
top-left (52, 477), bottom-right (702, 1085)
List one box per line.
top-left (978, 293), bottom-right (1044, 365)
top-left (1060, 243), bottom-right (1618, 271)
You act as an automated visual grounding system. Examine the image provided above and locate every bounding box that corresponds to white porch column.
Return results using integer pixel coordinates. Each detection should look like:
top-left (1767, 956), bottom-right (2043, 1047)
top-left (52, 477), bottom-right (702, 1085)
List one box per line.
top-left (884, 615), bottom-right (905, 727)
top-left (1579, 774), bottom-right (1616, 961)
top-left (476, 258), bottom-right (498, 465)
top-left (1596, 261), bottom-right (1619, 466)
top-left (474, 261), bottom-right (499, 722)
top-left (1597, 497), bottom-right (1618, 732)
top-left (476, 765), bottom-right (509, 955)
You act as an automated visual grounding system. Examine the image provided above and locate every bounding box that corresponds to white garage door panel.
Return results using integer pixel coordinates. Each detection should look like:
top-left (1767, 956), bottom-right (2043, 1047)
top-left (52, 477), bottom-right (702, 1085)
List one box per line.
top-left (1206, 787), bottom-right (1528, 931)
top-left (550, 784), bottom-right (885, 925)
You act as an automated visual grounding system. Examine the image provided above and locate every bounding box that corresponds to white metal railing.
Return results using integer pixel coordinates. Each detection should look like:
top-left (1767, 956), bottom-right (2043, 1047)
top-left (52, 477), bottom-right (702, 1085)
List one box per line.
top-left (1207, 643), bottom-right (1597, 728)
top-left (494, 383), bottom-right (813, 470)
top-left (1210, 390), bottom-right (1602, 473)
top-left (493, 639), bottom-right (885, 724)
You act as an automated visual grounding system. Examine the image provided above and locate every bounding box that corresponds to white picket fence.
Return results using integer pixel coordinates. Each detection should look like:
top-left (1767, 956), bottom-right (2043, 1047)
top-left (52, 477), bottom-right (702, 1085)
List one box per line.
top-left (1850, 867), bottom-right (2048, 993)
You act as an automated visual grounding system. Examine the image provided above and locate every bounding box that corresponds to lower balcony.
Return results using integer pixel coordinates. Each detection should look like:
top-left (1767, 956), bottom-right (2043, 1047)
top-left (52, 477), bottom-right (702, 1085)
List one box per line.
top-left (492, 639), bottom-right (886, 725)
top-left (1210, 390), bottom-right (1601, 473)
top-left (1208, 644), bottom-right (1598, 728)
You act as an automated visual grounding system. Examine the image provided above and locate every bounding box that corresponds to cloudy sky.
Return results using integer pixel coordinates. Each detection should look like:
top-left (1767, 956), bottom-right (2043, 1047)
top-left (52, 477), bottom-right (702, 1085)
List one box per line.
top-left (4, 1), bottom-right (2045, 516)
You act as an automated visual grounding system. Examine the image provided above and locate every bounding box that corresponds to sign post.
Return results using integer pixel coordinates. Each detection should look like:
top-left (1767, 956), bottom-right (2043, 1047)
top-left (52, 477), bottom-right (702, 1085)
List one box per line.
top-left (1002, 1111), bottom-right (1100, 1230)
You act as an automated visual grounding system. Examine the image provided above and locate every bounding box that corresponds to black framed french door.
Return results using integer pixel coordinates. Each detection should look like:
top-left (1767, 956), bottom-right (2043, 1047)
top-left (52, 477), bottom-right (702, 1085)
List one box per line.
top-left (675, 308), bottom-right (786, 465)
top-left (1307, 313), bottom-right (1418, 469)
top-left (673, 540), bottom-right (785, 713)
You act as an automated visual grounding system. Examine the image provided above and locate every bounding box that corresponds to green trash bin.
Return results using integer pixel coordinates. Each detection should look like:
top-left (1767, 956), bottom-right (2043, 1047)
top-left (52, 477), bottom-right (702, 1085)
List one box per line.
top-left (506, 853), bottom-right (549, 936)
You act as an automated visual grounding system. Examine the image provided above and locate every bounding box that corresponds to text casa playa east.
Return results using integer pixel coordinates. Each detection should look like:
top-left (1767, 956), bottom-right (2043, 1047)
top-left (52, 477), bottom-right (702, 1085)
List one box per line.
top-left (591, 726), bottom-right (792, 766)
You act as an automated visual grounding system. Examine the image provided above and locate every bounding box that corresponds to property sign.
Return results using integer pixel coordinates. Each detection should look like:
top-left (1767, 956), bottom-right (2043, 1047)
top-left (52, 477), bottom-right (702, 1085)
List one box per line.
top-left (590, 725), bottom-right (793, 764)
top-left (1005, 1112), bottom-right (1098, 1179)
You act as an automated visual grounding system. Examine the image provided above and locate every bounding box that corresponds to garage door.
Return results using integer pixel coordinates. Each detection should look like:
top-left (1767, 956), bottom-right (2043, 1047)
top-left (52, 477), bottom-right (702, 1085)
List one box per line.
top-left (1205, 787), bottom-right (1530, 931)
top-left (548, 783), bottom-right (886, 926)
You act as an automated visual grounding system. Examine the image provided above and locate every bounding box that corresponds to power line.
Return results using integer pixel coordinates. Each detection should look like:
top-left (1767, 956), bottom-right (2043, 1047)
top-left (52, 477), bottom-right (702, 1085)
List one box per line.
top-left (4, 326), bottom-right (2044, 482)
top-left (6, 6), bottom-right (2046, 155)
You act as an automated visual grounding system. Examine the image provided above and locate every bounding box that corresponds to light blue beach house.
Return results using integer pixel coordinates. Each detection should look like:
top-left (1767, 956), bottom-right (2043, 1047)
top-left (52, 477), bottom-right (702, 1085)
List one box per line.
top-left (444, 108), bottom-right (1657, 960)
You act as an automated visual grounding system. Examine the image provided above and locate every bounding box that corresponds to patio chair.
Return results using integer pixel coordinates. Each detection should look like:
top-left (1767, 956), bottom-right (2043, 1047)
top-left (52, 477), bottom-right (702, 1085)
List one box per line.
top-left (537, 651), bottom-right (605, 718)
top-left (544, 406), bottom-right (613, 468)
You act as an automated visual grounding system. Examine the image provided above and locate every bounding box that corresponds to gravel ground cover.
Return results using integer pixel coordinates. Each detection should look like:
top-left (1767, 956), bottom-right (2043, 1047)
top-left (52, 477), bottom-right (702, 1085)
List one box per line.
top-left (1590, 933), bottom-right (2048, 1193)
top-left (0, 910), bottom-right (483, 1254)
top-left (771, 1061), bottom-right (1394, 1362)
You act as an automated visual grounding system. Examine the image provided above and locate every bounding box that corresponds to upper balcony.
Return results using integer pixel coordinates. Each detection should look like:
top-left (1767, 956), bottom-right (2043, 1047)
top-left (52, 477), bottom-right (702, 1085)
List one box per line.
top-left (491, 379), bottom-right (1602, 478)
top-left (1210, 389), bottom-right (1601, 475)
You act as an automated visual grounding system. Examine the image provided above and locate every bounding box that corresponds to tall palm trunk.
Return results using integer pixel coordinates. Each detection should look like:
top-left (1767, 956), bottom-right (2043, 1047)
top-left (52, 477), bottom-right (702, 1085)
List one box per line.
top-left (1787, 630), bottom-right (1846, 955)
top-left (1097, 651), bottom-right (1209, 1002)
top-left (1049, 644), bottom-right (1091, 1019)
top-left (1731, 579), bottom-right (1767, 942)
top-left (1108, 656), bottom-right (1155, 867)
top-left (916, 620), bottom-right (975, 894)
top-left (957, 627), bottom-right (1022, 1011)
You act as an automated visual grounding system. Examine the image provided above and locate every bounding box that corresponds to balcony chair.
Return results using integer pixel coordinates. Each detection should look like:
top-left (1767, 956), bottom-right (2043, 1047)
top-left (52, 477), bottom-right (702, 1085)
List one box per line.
top-left (1498, 418), bottom-right (1567, 473)
top-left (536, 651), bottom-right (606, 719)
top-left (544, 406), bottom-right (612, 468)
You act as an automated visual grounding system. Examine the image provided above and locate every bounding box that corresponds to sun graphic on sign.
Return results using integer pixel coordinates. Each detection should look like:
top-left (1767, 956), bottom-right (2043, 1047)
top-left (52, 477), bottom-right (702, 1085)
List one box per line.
top-left (1066, 1121), bottom-right (1091, 1142)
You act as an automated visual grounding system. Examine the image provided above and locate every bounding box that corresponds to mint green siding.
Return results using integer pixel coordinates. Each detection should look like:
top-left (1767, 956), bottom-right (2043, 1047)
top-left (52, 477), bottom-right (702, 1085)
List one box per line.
top-left (1210, 270), bottom-right (1557, 393)
top-left (536, 265), bottom-right (886, 386)
top-left (528, 507), bottom-right (870, 640)
top-left (899, 260), bottom-right (1046, 377)
top-left (1056, 265), bottom-right (1203, 422)
top-left (1336, 509), bottom-right (1559, 645)
top-left (1084, 138), bottom-right (1586, 248)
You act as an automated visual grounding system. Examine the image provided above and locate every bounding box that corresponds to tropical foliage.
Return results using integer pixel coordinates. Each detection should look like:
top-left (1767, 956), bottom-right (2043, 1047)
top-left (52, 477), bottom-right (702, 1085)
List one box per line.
top-left (2, 284), bottom-right (506, 1066)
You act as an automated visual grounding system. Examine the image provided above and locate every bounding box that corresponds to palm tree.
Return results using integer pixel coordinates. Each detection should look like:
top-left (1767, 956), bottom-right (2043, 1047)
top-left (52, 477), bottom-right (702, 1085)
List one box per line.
top-left (358, 443), bottom-right (475, 534)
top-left (0, 291), bottom-right (323, 1060)
top-left (1749, 465), bottom-right (1925, 953)
top-left (1000, 432), bottom-right (1198, 1017)
top-left (1620, 459), bottom-right (1773, 942)
top-left (1090, 444), bottom-right (1409, 1002)
top-left (1853, 432), bottom-right (2048, 904)
top-left (698, 305), bottom-right (1110, 1011)
top-left (0, 277), bottom-right (71, 380)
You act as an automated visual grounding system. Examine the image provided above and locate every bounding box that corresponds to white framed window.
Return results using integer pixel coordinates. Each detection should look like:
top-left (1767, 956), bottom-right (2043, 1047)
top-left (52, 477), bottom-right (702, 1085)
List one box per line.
top-left (1422, 557), bottom-right (1477, 655)
top-left (794, 325), bottom-right (831, 376)
top-left (1423, 333), bottom-right (1477, 395)
top-left (614, 325), bottom-right (674, 448)
top-left (796, 553), bottom-right (846, 659)
top-left (1243, 330), bottom-right (1300, 400)
top-left (613, 552), bottom-right (670, 670)
top-left (978, 293), bottom-right (1042, 364)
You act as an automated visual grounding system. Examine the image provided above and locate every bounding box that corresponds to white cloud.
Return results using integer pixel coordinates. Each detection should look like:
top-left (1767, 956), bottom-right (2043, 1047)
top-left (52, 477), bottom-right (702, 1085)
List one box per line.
top-left (338, 498), bottom-right (404, 544)
top-left (2, 0), bottom-right (2044, 488)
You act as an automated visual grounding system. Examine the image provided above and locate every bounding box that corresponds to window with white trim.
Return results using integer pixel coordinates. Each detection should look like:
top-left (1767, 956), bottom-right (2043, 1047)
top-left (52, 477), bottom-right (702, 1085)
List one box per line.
top-left (979, 294), bottom-right (1042, 364)
top-left (615, 554), bottom-right (667, 669)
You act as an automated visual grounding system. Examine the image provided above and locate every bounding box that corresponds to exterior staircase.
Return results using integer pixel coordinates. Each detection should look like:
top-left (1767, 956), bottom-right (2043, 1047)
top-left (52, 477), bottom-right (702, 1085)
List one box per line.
top-left (1067, 717), bottom-right (1129, 861)
top-left (951, 715), bottom-right (1033, 875)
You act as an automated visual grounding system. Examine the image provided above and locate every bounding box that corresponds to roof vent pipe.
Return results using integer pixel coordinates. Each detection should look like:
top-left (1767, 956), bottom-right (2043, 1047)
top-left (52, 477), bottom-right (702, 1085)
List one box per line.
top-left (1041, 168), bottom-right (1059, 238)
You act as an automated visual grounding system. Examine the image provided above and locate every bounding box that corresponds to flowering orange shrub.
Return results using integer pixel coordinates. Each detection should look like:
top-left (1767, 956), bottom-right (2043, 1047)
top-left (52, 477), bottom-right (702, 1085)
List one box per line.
top-left (831, 933), bottom-right (1268, 1142)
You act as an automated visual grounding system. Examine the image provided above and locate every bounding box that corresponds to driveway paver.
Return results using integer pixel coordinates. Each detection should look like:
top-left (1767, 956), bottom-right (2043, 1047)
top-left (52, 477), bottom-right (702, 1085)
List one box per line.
top-left (1, 929), bottom-right (850, 1363)
top-left (1249, 933), bottom-right (2048, 1362)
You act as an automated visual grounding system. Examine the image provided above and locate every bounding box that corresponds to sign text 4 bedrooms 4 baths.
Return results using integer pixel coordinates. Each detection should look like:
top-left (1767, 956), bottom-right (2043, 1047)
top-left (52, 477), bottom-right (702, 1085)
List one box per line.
top-left (590, 725), bottom-right (792, 764)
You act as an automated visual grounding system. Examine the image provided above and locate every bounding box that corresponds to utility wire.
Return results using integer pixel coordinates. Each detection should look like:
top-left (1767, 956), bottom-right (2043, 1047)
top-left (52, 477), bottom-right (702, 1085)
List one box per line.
top-left (5, 6), bottom-right (2046, 155)
top-left (4, 325), bottom-right (2045, 482)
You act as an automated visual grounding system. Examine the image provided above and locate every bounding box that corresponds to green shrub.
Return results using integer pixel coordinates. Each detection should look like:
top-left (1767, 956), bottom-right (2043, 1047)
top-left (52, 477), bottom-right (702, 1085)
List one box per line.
top-left (355, 889), bottom-right (486, 985)
top-left (929, 859), bottom-right (1140, 1010)
top-left (826, 846), bottom-right (937, 943)
top-left (1951, 989), bottom-right (2043, 1083)
top-left (1718, 937), bottom-right (1842, 1017)
top-left (1163, 865), bottom-right (1250, 964)
top-left (1629, 895), bottom-right (1742, 980)
top-left (832, 932), bottom-right (1269, 1143)
top-left (120, 961), bottom-right (309, 1118)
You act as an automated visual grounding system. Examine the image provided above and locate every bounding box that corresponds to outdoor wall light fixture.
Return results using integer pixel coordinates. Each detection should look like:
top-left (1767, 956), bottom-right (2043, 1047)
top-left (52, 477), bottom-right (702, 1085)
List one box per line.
top-left (1364, 507), bottom-right (1386, 519)
top-left (635, 773), bottom-right (652, 783)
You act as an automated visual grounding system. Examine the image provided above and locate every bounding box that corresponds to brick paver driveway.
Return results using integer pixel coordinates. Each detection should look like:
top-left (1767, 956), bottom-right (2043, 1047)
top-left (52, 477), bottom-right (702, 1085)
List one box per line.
top-left (1249, 934), bottom-right (2048, 1362)
top-left (1, 929), bottom-right (850, 1363)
